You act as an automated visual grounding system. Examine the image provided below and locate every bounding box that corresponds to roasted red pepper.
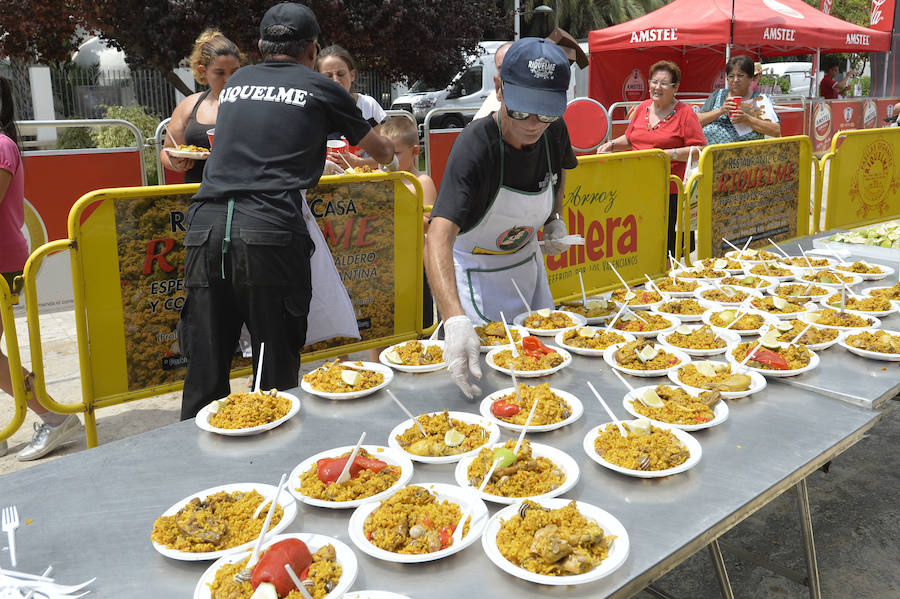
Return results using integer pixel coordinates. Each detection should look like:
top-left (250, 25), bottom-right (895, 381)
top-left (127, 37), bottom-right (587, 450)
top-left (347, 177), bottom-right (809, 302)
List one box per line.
top-left (251, 538), bottom-right (312, 595)
top-left (490, 399), bottom-right (522, 418)
top-left (317, 455), bottom-right (388, 484)
top-left (748, 347), bottom-right (790, 370)
top-left (439, 525), bottom-right (453, 548)
top-left (522, 335), bottom-right (555, 358)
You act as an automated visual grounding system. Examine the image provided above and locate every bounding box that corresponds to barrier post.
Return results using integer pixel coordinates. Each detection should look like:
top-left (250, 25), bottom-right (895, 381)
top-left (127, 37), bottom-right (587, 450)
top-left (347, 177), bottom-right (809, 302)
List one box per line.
top-left (0, 276), bottom-right (29, 445)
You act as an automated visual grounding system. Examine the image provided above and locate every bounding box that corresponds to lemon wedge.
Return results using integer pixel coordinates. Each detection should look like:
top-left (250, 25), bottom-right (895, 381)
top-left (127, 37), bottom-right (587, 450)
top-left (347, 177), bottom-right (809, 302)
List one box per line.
top-left (623, 290), bottom-right (636, 301)
top-left (493, 447), bottom-right (517, 467)
top-left (624, 419), bottom-right (652, 436)
top-left (695, 361), bottom-right (717, 377)
top-left (536, 308), bottom-right (552, 317)
top-left (577, 326), bottom-right (597, 338)
top-left (774, 321), bottom-right (794, 332)
top-left (675, 325), bottom-right (693, 335)
top-left (586, 299), bottom-right (608, 310)
top-left (806, 313), bottom-right (820, 323)
top-left (719, 310), bottom-right (736, 324)
top-left (444, 429), bottom-right (465, 447)
top-left (384, 349), bottom-right (403, 364)
top-left (341, 369), bottom-right (362, 386)
top-left (741, 276), bottom-right (755, 285)
top-left (620, 313), bottom-right (636, 322)
top-left (772, 297), bottom-right (789, 310)
top-left (721, 285), bottom-right (737, 296)
top-left (760, 331), bottom-right (783, 349)
top-left (638, 388), bottom-right (665, 408)
top-left (714, 259), bottom-right (729, 270)
top-left (636, 344), bottom-right (659, 363)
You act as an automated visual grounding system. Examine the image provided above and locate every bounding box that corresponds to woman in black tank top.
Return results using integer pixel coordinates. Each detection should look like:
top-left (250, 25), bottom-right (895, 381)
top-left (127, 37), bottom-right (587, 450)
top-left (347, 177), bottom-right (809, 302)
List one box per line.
top-left (160, 30), bottom-right (244, 184)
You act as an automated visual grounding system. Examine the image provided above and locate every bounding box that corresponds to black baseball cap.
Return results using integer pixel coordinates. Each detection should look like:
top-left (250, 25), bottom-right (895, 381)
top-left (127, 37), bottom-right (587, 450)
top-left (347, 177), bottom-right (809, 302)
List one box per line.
top-left (260, 2), bottom-right (320, 41)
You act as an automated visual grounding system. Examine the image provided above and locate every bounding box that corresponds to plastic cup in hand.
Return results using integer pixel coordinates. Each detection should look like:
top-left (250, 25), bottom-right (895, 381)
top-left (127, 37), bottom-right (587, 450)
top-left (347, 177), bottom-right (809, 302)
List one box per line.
top-left (326, 139), bottom-right (349, 161)
top-left (206, 129), bottom-right (215, 147)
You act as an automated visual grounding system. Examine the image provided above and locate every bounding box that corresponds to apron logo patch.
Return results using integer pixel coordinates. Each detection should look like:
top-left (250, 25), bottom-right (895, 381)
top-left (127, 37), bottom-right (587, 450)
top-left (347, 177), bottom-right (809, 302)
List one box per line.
top-left (496, 226), bottom-right (534, 251)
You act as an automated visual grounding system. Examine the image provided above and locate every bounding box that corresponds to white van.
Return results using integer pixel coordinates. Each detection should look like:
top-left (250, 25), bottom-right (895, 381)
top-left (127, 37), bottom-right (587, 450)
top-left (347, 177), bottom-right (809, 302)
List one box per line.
top-left (760, 62), bottom-right (814, 96)
top-left (392, 40), bottom-right (589, 129)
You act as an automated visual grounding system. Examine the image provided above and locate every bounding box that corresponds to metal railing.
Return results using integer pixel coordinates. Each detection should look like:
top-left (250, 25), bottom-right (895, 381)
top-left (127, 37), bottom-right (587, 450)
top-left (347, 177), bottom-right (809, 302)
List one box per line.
top-left (49, 65), bottom-right (176, 119)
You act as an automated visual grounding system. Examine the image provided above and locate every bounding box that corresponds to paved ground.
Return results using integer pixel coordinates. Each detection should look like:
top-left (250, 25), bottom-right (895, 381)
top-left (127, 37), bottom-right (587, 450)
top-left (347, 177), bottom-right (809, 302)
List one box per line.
top-left (1, 308), bottom-right (898, 597)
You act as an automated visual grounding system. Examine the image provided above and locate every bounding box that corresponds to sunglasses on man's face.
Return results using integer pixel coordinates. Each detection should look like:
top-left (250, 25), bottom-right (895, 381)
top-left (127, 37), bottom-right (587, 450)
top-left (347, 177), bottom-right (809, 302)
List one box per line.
top-left (506, 107), bottom-right (559, 124)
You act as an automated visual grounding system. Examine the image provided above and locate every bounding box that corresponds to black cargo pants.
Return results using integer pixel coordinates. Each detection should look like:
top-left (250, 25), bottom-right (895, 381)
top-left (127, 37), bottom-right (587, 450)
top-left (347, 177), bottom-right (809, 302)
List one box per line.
top-left (178, 200), bottom-right (313, 420)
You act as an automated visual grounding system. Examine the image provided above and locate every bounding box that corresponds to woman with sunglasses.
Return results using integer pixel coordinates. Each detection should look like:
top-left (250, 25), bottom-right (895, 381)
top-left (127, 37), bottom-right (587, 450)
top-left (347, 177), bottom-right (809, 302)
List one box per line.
top-left (597, 60), bottom-right (705, 255)
top-left (697, 55), bottom-right (781, 145)
top-left (425, 38), bottom-right (578, 400)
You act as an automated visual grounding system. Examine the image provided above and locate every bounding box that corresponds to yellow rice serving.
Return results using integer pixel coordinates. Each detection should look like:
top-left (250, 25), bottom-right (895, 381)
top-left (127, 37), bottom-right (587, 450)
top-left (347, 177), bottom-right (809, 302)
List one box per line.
top-left (698, 257), bottom-right (742, 270)
top-left (395, 411), bottom-right (489, 457)
top-left (677, 267), bottom-right (727, 280)
top-left (750, 296), bottom-right (807, 314)
top-left (777, 256), bottom-right (831, 268)
top-left (475, 322), bottom-right (522, 346)
top-left (593, 423), bottom-right (690, 471)
top-left (297, 448), bottom-right (401, 502)
top-left (708, 310), bottom-right (765, 330)
top-left (466, 439), bottom-right (564, 497)
top-left (749, 264), bottom-right (792, 277)
top-left (303, 360), bottom-right (384, 393)
top-left (489, 383), bottom-right (573, 426)
top-left (610, 288), bottom-right (662, 305)
top-left (208, 543), bottom-right (341, 599)
top-left (656, 298), bottom-right (706, 315)
top-left (721, 275), bottom-right (770, 289)
top-left (496, 500), bottom-right (614, 576)
top-left (770, 320), bottom-right (838, 345)
top-left (611, 312), bottom-right (673, 333)
top-left (730, 341), bottom-right (811, 370)
top-left (836, 261), bottom-right (883, 275)
top-left (560, 328), bottom-right (627, 350)
top-left (728, 249), bottom-right (779, 261)
top-left (805, 309), bottom-right (871, 328)
top-left (823, 294), bottom-right (892, 312)
top-left (676, 362), bottom-right (753, 391)
top-left (699, 287), bottom-right (752, 303)
top-left (663, 324), bottom-right (727, 350)
top-left (845, 331), bottom-right (900, 354)
top-left (492, 345), bottom-right (565, 371)
top-left (558, 300), bottom-right (616, 319)
top-left (868, 283), bottom-right (900, 300)
top-left (363, 486), bottom-right (469, 554)
top-left (207, 389), bottom-right (291, 429)
top-left (151, 490), bottom-right (283, 553)
top-left (628, 385), bottom-right (717, 425)
top-left (613, 340), bottom-right (682, 370)
top-left (523, 311), bottom-right (575, 330)
top-left (800, 270), bottom-right (856, 284)
top-left (392, 340), bottom-right (444, 365)
top-left (774, 283), bottom-right (829, 299)
top-left (655, 277), bottom-right (700, 293)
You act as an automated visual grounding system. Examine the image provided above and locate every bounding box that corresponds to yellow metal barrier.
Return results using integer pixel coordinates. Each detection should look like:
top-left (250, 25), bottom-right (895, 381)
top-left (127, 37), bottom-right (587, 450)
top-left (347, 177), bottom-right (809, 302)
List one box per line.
top-left (21, 172), bottom-right (425, 448)
top-left (819, 127), bottom-right (900, 232)
top-left (692, 136), bottom-right (815, 258)
top-left (0, 276), bottom-right (29, 444)
top-left (548, 149), bottom-right (679, 302)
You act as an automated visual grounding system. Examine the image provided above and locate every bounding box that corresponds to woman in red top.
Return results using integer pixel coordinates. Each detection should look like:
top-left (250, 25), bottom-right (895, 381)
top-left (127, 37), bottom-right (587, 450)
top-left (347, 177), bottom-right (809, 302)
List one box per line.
top-left (597, 60), bottom-right (705, 254)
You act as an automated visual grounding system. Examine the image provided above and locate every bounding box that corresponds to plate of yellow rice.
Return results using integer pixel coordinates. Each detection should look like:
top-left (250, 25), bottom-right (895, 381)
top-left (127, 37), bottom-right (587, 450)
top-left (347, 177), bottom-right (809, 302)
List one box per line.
top-left (195, 389), bottom-right (300, 436)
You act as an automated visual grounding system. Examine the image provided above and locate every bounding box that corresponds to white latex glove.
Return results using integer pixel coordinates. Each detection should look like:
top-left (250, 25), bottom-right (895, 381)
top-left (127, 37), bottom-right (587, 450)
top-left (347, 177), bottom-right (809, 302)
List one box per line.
top-left (323, 159), bottom-right (344, 175)
top-left (541, 218), bottom-right (569, 256)
top-left (444, 315), bottom-right (482, 400)
top-left (383, 154), bottom-right (400, 172)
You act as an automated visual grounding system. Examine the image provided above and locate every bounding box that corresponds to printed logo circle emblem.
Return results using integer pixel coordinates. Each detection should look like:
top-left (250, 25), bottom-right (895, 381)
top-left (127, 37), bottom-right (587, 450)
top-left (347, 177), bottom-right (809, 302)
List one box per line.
top-left (813, 102), bottom-right (832, 142)
top-left (496, 226), bottom-right (535, 251)
top-left (857, 140), bottom-right (894, 212)
top-left (623, 69), bottom-right (646, 102)
top-left (843, 106), bottom-right (854, 122)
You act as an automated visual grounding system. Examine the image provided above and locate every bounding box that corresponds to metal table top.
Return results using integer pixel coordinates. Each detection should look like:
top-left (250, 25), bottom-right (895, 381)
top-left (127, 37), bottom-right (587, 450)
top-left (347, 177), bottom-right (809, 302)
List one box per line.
top-left (0, 353), bottom-right (881, 598)
top-left (765, 234), bottom-right (900, 409)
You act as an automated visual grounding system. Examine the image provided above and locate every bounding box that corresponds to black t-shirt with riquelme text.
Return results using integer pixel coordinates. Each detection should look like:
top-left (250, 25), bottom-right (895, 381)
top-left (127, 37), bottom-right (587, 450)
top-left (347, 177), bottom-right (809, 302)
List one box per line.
top-left (194, 60), bottom-right (372, 232)
top-left (430, 115), bottom-right (578, 234)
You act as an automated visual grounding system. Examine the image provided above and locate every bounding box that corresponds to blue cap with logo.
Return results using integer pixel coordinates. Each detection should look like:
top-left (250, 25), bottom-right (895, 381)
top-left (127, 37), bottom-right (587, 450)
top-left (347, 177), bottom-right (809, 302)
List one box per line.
top-left (500, 37), bottom-right (571, 117)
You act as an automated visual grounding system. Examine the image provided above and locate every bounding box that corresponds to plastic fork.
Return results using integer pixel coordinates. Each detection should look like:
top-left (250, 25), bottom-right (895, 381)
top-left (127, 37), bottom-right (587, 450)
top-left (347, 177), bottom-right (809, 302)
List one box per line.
top-left (2, 506), bottom-right (19, 567)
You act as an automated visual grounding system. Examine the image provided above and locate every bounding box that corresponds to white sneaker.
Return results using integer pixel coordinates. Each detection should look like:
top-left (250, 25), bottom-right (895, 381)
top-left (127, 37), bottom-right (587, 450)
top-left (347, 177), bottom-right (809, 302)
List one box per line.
top-left (17, 415), bottom-right (84, 462)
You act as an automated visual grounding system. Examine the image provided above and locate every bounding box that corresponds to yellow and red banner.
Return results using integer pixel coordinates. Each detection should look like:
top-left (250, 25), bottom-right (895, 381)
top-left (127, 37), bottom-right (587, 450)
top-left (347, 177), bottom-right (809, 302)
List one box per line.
top-left (694, 136), bottom-right (813, 257)
top-left (65, 173), bottom-right (421, 400)
top-left (545, 151), bottom-right (671, 300)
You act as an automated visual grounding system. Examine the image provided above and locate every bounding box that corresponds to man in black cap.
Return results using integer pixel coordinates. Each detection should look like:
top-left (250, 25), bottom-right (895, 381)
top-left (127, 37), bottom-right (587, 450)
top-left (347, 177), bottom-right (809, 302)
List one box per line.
top-left (424, 37), bottom-right (578, 399)
top-left (179, 2), bottom-right (396, 420)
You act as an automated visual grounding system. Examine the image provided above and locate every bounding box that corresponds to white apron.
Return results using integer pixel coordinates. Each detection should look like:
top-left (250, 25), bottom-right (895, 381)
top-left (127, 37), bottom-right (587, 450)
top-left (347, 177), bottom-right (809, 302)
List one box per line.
top-left (301, 192), bottom-right (361, 344)
top-left (453, 115), bottom-right (555, 324)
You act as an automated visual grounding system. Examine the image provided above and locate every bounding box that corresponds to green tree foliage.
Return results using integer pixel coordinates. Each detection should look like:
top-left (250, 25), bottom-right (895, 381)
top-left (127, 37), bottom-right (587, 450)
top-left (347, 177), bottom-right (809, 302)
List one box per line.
top-left (91, 104), bottom-right (161, 184)
top-left (491, 0), bottom-right (670, 39)
top-left (801, 0), bottom-right (870, 26)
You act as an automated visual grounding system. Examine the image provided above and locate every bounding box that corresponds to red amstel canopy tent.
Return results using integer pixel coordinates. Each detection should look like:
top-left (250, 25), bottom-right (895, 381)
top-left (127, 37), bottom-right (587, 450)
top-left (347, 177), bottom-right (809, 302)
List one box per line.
top-left (588, 0), bottom-right (891, 107)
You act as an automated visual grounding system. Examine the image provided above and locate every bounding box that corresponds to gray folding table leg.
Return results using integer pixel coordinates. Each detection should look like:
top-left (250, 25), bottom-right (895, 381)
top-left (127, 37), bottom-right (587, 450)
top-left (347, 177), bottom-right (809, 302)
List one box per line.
top-left (796, 478), bottom-right (822, 599)
top-left (708, 539), bottom-right (735, 599)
